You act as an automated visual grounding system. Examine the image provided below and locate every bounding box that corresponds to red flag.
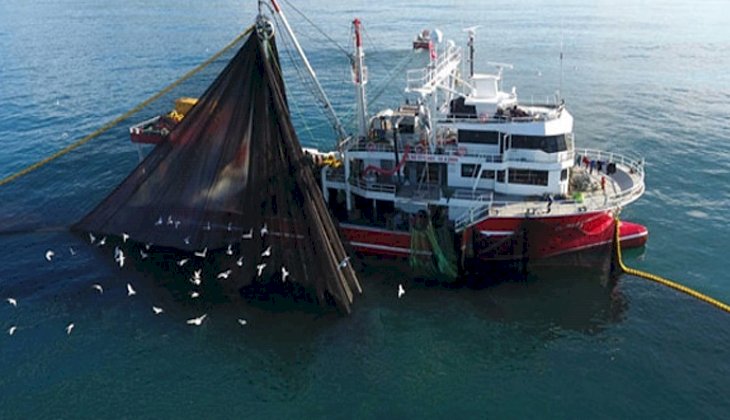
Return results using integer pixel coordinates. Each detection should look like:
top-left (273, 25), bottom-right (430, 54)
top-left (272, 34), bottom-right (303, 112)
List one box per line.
top-left (428, 40), bottom-right (437, 61)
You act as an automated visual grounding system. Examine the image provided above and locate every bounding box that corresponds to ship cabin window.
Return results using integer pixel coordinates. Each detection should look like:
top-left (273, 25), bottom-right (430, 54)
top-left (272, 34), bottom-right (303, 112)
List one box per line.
top-left (497, 170), bottom-right (505, 183)
top-left (461, 164), bottom-right (495, 179)
top-left (448, 97), bottom-right (477, 118)
top-left (508, 169), bottom-right (549, 186)
top-left (560, 169), bottom-right (568, 181)
top-left (510, 134), bottom-right (567, 153)
top-left (458, 130), bottom-right (499, 145)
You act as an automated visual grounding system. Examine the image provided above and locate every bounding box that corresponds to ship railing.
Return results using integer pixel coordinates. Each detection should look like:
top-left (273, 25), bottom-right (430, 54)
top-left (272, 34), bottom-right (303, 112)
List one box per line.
top-left (406, 45), bottom-right (462, 94)
top-left (349, 177), bottom-right (397, 194)
top-left (575, 148), bottom-right (645, 207)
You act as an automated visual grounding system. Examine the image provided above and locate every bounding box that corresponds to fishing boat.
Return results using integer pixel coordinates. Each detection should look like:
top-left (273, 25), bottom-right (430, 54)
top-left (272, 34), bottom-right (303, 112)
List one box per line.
top-left (412, 29), bottom-right (431, 50)
top-left (312, 20), bottom-right (648, 271)
top-left (126, 5), bottom-right (648, 277)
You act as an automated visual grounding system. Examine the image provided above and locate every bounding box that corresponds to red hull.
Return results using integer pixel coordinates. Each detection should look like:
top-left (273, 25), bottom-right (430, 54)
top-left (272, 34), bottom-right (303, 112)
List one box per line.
top-left (341, 211), bottom-right (647, 262)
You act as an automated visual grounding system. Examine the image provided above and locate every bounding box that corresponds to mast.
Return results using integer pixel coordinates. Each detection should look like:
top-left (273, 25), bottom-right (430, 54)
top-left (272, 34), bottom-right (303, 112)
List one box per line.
top-left (268, 0), bottom-right (349, 144)
top-left (352, 19), bottom-right (368, 139)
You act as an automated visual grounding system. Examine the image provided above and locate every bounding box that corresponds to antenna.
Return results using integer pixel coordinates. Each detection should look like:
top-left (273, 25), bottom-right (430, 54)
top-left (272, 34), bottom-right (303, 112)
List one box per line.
top-left (558, 18), bottom-right (564, 101)
top-left (462, 26), bottom-right (480, 78)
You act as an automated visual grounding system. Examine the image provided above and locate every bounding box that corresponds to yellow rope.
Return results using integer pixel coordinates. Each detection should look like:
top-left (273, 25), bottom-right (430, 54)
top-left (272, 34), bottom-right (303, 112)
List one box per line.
top-left (614, 217), bottom-right (730, 314)
top-left (0, 26), bottom-right (254, 188)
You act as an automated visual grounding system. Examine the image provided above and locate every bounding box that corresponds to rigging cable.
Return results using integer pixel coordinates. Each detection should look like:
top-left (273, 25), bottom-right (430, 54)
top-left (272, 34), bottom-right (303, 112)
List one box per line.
top-left (0, 26), bottom-right (255, 188)
top-left (614, 217), bottom-right (730, 314)
top-left (280, 0), bottom-right (350, 58)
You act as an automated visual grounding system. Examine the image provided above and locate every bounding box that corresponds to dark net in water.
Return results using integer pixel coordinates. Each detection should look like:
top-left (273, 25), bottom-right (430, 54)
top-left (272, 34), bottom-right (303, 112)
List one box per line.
top-left (73, 31), bottom-right (361, 313)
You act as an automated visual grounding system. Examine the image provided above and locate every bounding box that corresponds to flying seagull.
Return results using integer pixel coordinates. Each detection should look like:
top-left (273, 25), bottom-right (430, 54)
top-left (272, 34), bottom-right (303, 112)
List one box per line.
top-left (45, 250), bottom-right (55, 262)
top-left (242, 228), bottom-right (253, 240)
top-left (256, 263), bottom-right (267, 277)
top-left (6, 298), bottom-right (17, 307)
top-left (237, 318), bottom-right (248, 326)
top-left (69, 247), bottom-right (77, 256)
top-left (281, 266), bottom-right (289, 282)
top-left (177, 258), bottom-right (189, 267)
top-left (189, 291), bottom-right (200, 299)
top-left (89, 233), bottom-right (96, 244)
top-left (217, 269), bottom-right (232, 280)
top-left (338, 256), bottom-right (351, 269)
top-left (194, 247), bottom-right (207, 258)
top-left (227, 222), bottom-right (233, 232)
top-left (186, 314), bottom-right (207, 326)
top-left (139, 249), bottom-right (149, 259)
top-left (152, 306), bottom-right (164, 315)
top-left (97, 236), bottom-right (107, 247)
top-left (236, 257), bottom-right (244, 267)
top-left (398, 284), bottom-right (405, 299)
top-left (122, 232), bottom-right (130, 243)
top-left (167, 215), bottom-right (174, 226)
top-left (184, 236), bottom-right (191, 245)
top-left (260, 223), bottom-right (268, 238)
top-left (115, 249), bottom-right (125, 268)
top-left (66, 323), bottom-right (75, 335)
top-left (203, 221), bottom-right (212, 231)
top-left (226, 244), bottom-right (233, 256)
top-left (8, 326), bottom-right (17, 336)
top-left (155, 216), bottom-right (163, 226)
top-left (261, 246), bottom-right (271, 258)
top-left (91, 284), bottom-right (103, 294)
top-left (126, 283), bottom-right (136, 296)
top-left (190, 269), bottom-right (202, 286)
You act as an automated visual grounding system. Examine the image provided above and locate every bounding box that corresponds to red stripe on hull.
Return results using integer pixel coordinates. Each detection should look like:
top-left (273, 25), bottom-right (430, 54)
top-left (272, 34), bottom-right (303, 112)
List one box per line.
top-left (340, 213), bottom-right (648, 261)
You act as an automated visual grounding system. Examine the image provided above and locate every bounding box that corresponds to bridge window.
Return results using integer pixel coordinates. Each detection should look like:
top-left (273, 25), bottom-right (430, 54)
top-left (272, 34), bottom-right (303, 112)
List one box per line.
top-left (458, 130), bottom-right (499, 145)
top-left (510, 134), bottom-right (567, 153)
top-left (461, 164), bottom-right (496, 179)
top-left (508, 169), bottom-right (548, 186)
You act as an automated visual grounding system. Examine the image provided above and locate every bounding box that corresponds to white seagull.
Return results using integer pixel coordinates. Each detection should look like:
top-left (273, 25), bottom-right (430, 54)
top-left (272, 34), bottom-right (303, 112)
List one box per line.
top-left (227, 222), bottom-right (233, 232)
top-left (152, 306), bottom-right (164, 315)
top-left (122, 232), bottom-right (130, 243)
top-left (256, 263), bottom-right (267, 277)
top-left (226, 244), bottom-right (233, 256)
top-left (217, 269), bottom-right (232, 280)
top-left (194, 247), bottom-right (207, 258)
top-left (145, 243), bottom-right (152, 250)
top-left (115, 249), bottom-right (125, 268)
top-left (177, 258), bottom-right (189, 267)
top-left (97, 236), bottom-right (107, 247)
top-left (45, 250), bottom-right (55, 262)
top-left (261, 246), bottom-right (271, 258)
top-left (338, 256), bottom-right (351, 269)
top-left (126, 283), bottom-right (136, 296)
top-left (190, 269), bottom-right (202, 286)
top-left (186, 313), bottom-right (207, 326)
top-left (89, 233), bottom-right (96, 244)
top-left (203, 221), bottom-right (212, 231)
top-left (189, 291), bottom-right (200, 299)
top-left (167, 215), bottom-right (174, 226)
top-left (236, 257), bottom-right (244, 267)
top-left (69, 247), bottom-right (77, 256)
top-left (66, 323), bottom-right (75, 335)
top-left (91, 284), bottom-right (104, 294)
top-left (397, 284), bottom-right (406, 299)
top-left (260, 223), bottom-right (268, 238)
top-left (174, 220), bottom-right (181, 229)
top-left (139, 249), bottom-right (149, 259)
top-left (8, 326), bottom-right (17, 336)
top-left (7, 298), bottom-right (17, 307)
top-left (237, 318), bottom-right (248, 326)
top-left (184, 236), bottom-right (191, 245)
top-left (155, 216), bottom-right (163, 226)
top-left (281, 266), bottom-right (289, 282)
top-left (242, 228), bottom-right (253, 240)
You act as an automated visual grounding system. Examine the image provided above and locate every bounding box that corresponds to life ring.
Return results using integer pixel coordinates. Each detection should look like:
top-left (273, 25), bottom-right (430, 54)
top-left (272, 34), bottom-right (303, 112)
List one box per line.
top-left (366, 141), bottom-right (376, 152)
top-left (479, 113), bottom-right (488, 123)
top-left (456, 146), bottom-right (467, 156)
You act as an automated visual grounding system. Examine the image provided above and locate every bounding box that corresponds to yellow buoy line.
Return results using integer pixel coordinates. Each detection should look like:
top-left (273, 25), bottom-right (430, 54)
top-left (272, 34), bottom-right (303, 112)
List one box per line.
top-left (614, 217), bottom-right (730, 314)
top-left (0, 26), bottom-right (253, 188)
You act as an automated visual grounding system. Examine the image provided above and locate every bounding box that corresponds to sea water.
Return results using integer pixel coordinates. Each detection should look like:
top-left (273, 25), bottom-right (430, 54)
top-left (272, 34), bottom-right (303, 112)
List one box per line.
top-left (1, 0), bottom-right (729, 417)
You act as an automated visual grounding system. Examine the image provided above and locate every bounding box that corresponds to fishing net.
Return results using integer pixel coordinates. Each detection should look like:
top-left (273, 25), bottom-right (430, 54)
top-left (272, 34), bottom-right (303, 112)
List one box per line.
top-left (71, 29), bottom-right (361, 312)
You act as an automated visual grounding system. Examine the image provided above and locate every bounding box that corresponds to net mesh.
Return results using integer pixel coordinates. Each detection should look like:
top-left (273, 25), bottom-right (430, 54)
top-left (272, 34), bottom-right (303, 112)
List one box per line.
top-left (60, 31), bottom-right (362, 312)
